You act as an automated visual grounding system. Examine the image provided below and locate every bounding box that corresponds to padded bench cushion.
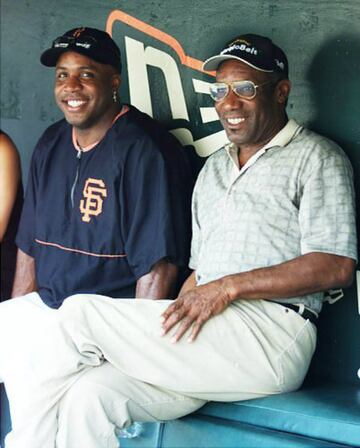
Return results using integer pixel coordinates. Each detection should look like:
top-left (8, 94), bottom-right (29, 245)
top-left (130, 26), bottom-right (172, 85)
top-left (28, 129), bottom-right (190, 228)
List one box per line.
top-left (197, 383), bottom-right (360, 447)
top-left (2, 384), bottom-right (360, 447)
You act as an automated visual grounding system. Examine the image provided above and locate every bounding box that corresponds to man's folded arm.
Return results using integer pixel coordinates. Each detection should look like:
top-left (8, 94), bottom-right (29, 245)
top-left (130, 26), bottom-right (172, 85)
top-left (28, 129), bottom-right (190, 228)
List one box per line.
top-left (135, 258), bottom-right (179, 300)
top-left (11, 248), bottom-right (37, 298)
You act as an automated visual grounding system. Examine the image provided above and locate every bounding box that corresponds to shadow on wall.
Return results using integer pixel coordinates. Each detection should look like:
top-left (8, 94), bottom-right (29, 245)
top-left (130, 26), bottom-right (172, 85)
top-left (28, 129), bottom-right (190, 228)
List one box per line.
top-left (305, 34), bottom-right (360, 386)
top-left (307, 33), bottom-right (360, 251)
top-left (306, 34), bottom-right (360, 151)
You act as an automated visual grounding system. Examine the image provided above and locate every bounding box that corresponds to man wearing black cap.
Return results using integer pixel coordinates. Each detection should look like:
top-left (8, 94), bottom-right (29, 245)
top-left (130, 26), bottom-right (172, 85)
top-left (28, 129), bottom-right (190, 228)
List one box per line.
top-left (171, 33), bottom-right (356, 341)
top-left (0, 27), bottom-right (193, 446)
top-left (9, 27), bottom-right (192, 308)
top-left (0, 33), bottom-right (357, 448)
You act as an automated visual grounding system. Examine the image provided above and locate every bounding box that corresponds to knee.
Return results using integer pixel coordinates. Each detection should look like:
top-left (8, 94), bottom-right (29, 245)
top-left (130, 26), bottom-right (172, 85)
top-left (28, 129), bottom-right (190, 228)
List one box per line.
top-left (60, 294), bottom-right (84, 311)
top-left (60, 293), bottom-right (101, 319)
top-left (59, 294), bottom-right (90, 324)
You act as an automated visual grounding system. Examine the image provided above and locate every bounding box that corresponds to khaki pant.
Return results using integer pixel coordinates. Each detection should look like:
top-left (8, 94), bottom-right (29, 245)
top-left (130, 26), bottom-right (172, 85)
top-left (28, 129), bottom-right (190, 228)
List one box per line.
top-left (0, 293), bottom-right (316, 448)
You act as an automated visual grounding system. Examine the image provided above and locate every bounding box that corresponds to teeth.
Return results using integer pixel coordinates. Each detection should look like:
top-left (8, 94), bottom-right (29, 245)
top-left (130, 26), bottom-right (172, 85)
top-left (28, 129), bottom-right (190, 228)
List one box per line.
top-left (227, 117), bottom-right (245, 125)
top-left (67, 100), bottom-right (86, 108)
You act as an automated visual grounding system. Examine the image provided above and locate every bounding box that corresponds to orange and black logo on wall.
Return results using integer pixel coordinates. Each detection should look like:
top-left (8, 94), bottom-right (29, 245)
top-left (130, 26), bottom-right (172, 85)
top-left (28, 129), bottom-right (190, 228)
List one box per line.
top-left (106, 9), bottom-right (227, 158)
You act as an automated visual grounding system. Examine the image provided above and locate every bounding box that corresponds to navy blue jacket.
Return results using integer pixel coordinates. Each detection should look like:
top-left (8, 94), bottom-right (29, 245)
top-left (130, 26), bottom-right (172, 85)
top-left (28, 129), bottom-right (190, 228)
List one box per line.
top-left (17, 106), bottom-right (192, 308)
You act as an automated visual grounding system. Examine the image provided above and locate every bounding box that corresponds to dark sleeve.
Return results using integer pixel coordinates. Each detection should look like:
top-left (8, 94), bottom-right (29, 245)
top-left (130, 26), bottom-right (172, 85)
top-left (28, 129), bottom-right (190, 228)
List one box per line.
top-left (15, 146), bottom-right (40, 258)
top-left (120, 135), bottom-right (192, 280)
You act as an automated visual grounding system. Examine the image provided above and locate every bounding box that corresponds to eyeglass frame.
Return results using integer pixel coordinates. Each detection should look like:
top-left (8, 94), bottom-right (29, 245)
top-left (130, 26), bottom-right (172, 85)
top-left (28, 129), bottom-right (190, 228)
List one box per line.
top-left (209, 80), bottom-right (273, 102)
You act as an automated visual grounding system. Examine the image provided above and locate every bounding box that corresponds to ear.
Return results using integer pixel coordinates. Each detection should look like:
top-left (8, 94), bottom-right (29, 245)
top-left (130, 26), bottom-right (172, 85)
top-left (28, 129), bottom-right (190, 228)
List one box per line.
top-left (276, 79), bottom-right (291, 104)
top-left (111, 73), bottom-right (121, 91)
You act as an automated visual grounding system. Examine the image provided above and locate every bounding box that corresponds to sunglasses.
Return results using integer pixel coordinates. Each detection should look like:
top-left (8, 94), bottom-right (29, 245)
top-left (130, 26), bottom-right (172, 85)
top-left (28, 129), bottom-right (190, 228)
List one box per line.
top-left (53, 35), bottom-right (98, 50)
top-left (209, 80), bottom-right (272, 102)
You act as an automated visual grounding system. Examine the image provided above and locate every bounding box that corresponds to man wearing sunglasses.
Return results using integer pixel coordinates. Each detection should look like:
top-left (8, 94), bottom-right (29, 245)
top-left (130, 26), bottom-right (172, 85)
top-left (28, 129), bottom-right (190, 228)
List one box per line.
top-left (0, 34), bottom-right (357, 448)
top-left (162, 33), bottom-right (356, 339)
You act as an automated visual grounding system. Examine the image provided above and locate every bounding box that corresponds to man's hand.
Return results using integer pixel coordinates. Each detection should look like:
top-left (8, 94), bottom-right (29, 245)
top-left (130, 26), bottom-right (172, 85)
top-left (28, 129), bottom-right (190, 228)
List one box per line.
top-left (161, 279), bottom-right (232, 343)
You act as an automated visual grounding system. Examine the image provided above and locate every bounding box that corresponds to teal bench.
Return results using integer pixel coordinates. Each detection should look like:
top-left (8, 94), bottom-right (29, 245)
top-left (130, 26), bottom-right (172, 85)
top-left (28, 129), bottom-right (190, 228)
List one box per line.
top-left (120, 284), bottom-right (360, 448)
top-left (1, 285), bottom-right (359, 447)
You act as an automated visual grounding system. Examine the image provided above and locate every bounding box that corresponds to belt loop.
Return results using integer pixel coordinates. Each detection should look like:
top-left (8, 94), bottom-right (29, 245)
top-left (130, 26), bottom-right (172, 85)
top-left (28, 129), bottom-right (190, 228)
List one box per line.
top-left (297, 304), bottom-right (305, 316)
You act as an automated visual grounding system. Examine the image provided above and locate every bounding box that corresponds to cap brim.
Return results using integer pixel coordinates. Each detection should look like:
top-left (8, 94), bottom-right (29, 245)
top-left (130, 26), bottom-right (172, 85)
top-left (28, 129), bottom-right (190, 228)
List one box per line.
top-left (40, 47), bottom-right (90, 67)
top-left (40, 46), bottom-right (121, 73)
top-left (202, 54), bottom-right (273, 72)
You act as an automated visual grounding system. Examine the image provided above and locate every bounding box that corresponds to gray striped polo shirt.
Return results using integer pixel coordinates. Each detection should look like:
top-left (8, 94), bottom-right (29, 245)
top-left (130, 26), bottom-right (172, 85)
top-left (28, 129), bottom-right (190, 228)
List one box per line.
top-left (189, 120), bottom-right (357, 313)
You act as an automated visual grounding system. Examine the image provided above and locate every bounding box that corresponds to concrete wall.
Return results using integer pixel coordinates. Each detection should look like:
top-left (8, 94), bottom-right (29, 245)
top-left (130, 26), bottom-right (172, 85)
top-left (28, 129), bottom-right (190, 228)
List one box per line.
top-left (1, 1), bottom-right (359, 179)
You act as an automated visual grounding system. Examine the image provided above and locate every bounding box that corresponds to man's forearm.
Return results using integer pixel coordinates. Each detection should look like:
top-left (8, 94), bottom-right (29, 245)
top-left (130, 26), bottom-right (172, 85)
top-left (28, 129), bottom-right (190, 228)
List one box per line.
top-left (136, 259), bottom-right (179, 299)
top-left (161, 252), bottom-right (356, 342)
top-left (11, 249), bottom-right (37, 298)
top-left (223, 252), bottom-right (355, 303)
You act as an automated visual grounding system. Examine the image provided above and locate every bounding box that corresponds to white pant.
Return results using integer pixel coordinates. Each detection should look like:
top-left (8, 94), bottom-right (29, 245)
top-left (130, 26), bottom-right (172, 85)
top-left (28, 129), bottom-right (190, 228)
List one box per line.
top-left (0, 293), bottom-right (316, 448)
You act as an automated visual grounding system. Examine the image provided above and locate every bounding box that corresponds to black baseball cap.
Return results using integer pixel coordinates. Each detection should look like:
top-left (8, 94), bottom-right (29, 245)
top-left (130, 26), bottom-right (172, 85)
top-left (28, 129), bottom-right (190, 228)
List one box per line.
top-left (203, 34), bottom-right (288, 78)
top-left (40, 27), bottom-right (122, 72)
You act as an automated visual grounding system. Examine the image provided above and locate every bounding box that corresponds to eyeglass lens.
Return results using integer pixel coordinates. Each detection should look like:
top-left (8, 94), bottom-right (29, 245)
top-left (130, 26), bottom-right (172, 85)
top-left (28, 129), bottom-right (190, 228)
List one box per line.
top-left (210, 81), bottom-right (257, 101)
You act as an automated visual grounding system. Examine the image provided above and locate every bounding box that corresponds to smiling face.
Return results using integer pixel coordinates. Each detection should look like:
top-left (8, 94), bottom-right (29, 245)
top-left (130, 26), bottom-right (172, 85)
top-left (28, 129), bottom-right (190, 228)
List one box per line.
top-left (214, 59), bottom-right (290, 153)
top-left (54, 51), bottom-right (120, 131)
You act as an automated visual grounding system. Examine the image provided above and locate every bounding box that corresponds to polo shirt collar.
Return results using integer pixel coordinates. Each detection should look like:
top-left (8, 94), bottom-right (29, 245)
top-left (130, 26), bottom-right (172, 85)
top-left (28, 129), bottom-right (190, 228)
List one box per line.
top-left (225, 119), bottom-right (302, 171)
top-left (262, 119), bottom-right (302, 150)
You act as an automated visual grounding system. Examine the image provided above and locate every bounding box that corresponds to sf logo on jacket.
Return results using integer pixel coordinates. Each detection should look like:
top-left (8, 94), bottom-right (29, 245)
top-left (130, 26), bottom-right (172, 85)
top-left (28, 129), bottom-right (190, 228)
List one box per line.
top-left (80, 178), bottom-right (107, 223)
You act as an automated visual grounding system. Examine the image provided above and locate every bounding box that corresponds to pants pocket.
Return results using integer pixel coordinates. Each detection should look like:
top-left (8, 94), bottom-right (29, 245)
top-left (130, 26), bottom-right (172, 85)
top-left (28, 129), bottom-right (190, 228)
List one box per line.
top-left (276, 320), bottom-right (317, 393)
